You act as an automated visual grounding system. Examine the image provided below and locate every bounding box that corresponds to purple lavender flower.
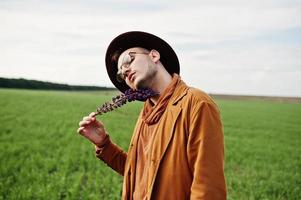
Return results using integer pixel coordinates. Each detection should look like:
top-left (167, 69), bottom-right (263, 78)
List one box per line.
top-left (94, 88), bottom-right (158, 116)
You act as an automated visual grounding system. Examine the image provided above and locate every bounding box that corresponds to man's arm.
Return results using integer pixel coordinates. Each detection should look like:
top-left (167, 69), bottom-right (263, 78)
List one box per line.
top-left (77, 112), bottom-right (127, 176)
top-left (187, 101), bottom-right (227, 199)
top-left (95, 136), bottom-right (127, 176)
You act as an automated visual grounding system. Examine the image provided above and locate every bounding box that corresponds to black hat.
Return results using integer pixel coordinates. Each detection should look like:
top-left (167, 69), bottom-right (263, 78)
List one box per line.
top-left (105, 31), bottom-right (180, 93)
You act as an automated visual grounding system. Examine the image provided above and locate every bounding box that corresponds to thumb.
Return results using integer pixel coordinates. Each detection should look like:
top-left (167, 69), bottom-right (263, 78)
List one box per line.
top-left (89, 112), bottom-right (96, 117)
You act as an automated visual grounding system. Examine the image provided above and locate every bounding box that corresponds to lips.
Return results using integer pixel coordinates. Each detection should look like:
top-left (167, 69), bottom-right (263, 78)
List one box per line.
top-left (128, 72), bottom-right (136, 82)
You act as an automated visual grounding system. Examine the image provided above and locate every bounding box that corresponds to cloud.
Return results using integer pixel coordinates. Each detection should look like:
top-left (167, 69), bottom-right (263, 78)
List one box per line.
top-left (1, 0), bottom-right (301, 96)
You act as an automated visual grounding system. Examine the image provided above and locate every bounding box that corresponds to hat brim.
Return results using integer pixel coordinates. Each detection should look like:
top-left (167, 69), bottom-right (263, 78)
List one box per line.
top-left (105, 31), bottom-right (180, 93)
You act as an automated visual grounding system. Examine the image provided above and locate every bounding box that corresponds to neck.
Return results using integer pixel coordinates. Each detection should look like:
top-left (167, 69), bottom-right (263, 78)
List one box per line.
top-left (148, 70), bottom-right (173, 104)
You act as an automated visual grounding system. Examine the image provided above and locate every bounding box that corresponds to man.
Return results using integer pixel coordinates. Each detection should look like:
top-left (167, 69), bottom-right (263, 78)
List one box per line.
top-left (77, 31), bottom-right (227, 199)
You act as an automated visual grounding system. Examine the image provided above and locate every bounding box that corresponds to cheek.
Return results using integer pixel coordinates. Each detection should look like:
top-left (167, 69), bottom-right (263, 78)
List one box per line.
top-left (133, 59), bottom-right (148, 71)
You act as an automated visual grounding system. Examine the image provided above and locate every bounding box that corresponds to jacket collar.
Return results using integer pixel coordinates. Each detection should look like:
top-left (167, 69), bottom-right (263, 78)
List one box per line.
top-left (170, 79), bottom-right (189, 105)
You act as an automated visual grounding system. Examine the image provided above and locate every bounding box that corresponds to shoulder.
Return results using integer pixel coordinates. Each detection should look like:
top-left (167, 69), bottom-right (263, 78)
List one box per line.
top-left (185, 87), bottom-right (217, 106)
top-left (172, 80), bottom-right (219, 111)
top-left (176, 86), bottom-right (220, 117)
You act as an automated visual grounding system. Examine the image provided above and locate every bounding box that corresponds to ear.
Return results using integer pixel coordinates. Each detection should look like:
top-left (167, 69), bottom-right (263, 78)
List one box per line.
top-left (149, 49), bottom-right (160, 63)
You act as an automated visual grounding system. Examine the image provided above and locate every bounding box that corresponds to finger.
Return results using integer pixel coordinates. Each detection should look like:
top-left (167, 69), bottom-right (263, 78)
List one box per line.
top-left (77, 126), bottom-right (85, 134)
top-left (79, 120), bottom-right (91, 127)
top-left (88, 115), bottom-right (96, 122)
top-left (83, 116), bottom-right (91, 121)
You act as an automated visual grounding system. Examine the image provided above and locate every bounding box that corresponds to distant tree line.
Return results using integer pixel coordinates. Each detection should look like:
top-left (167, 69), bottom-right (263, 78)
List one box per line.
top-left (0, 77), bottom-right (116, 91)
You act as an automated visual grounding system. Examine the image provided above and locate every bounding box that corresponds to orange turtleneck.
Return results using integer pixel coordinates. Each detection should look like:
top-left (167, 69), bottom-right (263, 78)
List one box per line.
top-left (133, 74), bottom-right (180, 200)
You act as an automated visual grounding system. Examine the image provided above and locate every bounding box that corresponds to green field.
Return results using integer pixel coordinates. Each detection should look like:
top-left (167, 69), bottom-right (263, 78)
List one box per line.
top-left (0, 89), bottom-right (300, 200)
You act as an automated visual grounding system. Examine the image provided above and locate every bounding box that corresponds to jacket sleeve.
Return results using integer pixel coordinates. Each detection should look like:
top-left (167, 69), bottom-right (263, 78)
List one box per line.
top-left (95, 138), bottom-right (127, 176)
top-left (187, 101), bottom-right (227, 200)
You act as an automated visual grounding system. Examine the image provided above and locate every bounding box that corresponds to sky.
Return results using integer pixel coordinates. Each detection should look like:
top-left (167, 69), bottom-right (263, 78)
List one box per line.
top-left (1, 0), bottom-right (301, 97)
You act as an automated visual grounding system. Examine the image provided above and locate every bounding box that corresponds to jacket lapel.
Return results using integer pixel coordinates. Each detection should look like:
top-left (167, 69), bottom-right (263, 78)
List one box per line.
top-left (122, 117), bottom-right (143, 200)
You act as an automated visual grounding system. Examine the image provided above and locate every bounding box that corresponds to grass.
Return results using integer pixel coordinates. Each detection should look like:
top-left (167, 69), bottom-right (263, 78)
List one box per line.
top-left (219, 100), bottom-right (301, 199)
top-left (0, 89), bottom-right (300, 200)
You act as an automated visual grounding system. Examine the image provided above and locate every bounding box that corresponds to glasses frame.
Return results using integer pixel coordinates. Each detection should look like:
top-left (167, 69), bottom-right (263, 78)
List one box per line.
top-left (116, 51), bottom-right (150, 82)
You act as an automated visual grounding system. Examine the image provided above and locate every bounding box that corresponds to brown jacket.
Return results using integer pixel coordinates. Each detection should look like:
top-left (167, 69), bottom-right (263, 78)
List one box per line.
top-left (97, 80), bottom-right (227, 200)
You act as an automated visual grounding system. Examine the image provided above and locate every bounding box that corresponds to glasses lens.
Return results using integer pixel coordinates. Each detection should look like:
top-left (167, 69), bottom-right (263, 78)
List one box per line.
top-left (123, 54), bottom-right (132, 64)
top-left (116, 53), bottom-right (132, 82)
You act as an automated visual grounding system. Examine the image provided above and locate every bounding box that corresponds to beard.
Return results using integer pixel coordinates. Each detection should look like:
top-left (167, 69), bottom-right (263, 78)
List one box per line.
top-left (135, 64), bottom-right (157, 89)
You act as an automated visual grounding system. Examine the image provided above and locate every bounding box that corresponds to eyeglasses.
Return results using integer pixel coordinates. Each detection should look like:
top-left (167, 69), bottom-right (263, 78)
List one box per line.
top-left (116, 51), bottom-right (149, 82)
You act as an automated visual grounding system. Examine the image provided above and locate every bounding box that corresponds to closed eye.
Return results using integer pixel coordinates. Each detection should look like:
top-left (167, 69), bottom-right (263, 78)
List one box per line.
top-left (129, 54), bottom-right (135, 64)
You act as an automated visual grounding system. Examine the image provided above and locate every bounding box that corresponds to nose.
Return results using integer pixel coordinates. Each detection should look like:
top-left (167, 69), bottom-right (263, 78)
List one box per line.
top-left (121, 65), bottom-right (131, 79)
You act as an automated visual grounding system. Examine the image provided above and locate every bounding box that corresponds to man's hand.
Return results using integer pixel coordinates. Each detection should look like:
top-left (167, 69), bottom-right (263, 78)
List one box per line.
top-left (77, 112), bottom-right (108, 147)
